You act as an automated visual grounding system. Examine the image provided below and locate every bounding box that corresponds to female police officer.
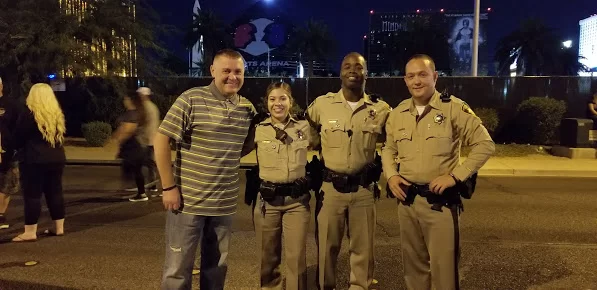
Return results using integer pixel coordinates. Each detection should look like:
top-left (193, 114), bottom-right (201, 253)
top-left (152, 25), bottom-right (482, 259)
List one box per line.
top-left (251, 82), bottom-right (316, 290)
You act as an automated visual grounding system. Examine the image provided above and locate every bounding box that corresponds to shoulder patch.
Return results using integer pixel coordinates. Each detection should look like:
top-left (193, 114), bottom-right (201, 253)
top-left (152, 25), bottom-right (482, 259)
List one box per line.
top-left (461, 102), bottom-right (476, 116)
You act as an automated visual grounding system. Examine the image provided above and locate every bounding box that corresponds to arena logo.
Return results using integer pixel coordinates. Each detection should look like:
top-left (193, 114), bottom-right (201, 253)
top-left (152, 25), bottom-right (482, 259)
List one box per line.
top-left (245, 61), bottom-right (292, 67)
top-left (234, 18), bottom-right (287, 57)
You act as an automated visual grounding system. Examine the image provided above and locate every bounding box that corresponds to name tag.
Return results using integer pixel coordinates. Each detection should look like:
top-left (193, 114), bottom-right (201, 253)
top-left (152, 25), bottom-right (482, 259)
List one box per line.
top-left (328, 119), bottom-right (340, 129)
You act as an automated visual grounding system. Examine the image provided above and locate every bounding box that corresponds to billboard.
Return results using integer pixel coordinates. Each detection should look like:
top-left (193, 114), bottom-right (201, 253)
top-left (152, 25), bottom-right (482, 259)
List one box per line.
top-left (231, 2), bottom-right (297, 76)
top-left (368, 11), bottom-right (489, 76)
top-left (445, 13), bottom-right (488, 76)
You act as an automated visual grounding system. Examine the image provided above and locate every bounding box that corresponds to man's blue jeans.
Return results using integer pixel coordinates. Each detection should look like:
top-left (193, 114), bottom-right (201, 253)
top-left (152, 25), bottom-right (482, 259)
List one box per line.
top-left (161, 211), bottom-right (232, 290)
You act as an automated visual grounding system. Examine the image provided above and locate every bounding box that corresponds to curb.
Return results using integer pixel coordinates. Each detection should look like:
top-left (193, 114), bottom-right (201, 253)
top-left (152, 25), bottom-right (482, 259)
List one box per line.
top-left (479, 169), bottom-right (597, 178)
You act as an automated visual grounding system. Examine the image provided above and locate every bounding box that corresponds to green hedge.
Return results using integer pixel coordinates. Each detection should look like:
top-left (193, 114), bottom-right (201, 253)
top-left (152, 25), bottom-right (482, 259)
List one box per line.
top-left (474, 107), bottom-right (499, 134)
top-left (81, 122), bottom-right (112, 147)
top-left (515, 97), bottom-right (567, 145)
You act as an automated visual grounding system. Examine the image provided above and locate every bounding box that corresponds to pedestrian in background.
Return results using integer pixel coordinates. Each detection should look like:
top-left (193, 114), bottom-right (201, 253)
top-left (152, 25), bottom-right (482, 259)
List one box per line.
top-left (12, 83), bottom-right (66, 242)
top-left (114, 91), bottom-right (149, 202)
top-left (0, 76), bottom-right (21, 230)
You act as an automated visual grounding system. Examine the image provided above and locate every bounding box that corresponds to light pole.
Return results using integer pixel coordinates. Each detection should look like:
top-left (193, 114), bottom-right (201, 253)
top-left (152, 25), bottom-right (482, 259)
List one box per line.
top-left (472, 0), bottom-right (480, 76)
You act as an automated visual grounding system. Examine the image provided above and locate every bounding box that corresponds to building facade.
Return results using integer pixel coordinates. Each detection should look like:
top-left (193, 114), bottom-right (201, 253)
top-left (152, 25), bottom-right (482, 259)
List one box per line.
top-left (58, 0), bottom-right (137, 77)
top-left (367, 10), bottom-right (489, 76)
top-left (579, 15), bottom-right (597, 74)
top-left (186, 0), bottom-right (330, 77)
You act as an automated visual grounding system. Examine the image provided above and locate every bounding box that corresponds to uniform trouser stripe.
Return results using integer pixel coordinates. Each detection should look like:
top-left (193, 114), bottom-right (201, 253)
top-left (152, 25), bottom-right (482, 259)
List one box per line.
top-left (450, 205), bottom-right (461, 290)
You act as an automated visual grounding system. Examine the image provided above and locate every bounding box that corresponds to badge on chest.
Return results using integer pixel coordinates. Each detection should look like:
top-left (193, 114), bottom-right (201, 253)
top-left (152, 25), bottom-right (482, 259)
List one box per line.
top-left (433, 113), bottom-right (445, 125)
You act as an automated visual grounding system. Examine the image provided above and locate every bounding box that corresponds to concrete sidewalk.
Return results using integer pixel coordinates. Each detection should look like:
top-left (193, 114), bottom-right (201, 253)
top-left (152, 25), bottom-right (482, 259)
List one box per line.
top-left (64, 141), bottom-right (597, 178)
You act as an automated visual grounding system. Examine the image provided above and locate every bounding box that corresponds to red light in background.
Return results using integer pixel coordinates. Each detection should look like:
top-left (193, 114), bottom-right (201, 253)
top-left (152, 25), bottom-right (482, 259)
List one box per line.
top-left (370, 10), bottom-right (374, 14)
top-left (440, 9), bottom-right (445, 13)
top-left (363, 35), bottom-right (367, 39)
top-left (487, 8), bottom-right (492, 12)
top-left (416, 9), bottom-right (420, 13)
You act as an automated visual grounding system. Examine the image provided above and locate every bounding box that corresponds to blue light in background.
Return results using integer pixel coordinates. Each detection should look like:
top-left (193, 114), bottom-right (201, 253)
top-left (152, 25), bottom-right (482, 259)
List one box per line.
top-left (48, 74), bottom-right (56, 79)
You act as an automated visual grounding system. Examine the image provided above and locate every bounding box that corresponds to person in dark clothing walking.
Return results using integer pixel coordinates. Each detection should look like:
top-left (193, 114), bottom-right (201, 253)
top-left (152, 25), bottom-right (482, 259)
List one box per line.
top-left (113, 91), bottom-right (149, 202)
top-left (0, 76), bottom-right (21, 230)
top-left (12, 83), bottom-right (66, 242)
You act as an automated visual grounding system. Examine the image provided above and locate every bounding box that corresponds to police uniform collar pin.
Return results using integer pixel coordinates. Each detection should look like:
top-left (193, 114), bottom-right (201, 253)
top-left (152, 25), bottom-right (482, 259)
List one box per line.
top-left (368, 108), bottom-right (377, 119)
top-left (434, 113), bottom-right (445, 124)
top-left (296, 129), bottom-right (304, 140)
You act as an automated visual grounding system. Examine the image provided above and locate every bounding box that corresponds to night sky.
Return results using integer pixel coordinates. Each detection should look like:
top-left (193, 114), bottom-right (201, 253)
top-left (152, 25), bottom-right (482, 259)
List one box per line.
top-left (156, 0), bottom-right (597, 71)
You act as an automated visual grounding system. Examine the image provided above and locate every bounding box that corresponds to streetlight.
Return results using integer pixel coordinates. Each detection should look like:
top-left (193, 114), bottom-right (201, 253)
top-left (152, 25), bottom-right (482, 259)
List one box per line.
top-left (562, 40), bottom-right (572, 49)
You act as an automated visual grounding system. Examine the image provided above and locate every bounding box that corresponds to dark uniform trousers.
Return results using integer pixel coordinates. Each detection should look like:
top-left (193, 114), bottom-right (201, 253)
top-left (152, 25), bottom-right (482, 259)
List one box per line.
top-left (317, 181), bottom-right (376, 290)
top-left (253, 193), bottom-right (311, 290)
top-left (398, 195), bottom-right (461, 290)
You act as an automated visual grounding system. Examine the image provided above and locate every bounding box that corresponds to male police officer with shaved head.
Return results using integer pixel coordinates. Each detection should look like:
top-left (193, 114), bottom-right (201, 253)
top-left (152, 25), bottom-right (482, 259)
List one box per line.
top-left (307, 52), bottom-right (390, 290)
top-left (382, 54), bottom-right (495, 290)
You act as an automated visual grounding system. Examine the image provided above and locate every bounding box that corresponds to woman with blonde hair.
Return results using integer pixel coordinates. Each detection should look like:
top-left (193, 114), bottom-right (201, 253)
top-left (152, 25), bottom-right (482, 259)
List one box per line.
top-left (12, 83), bottom-right (66, 242)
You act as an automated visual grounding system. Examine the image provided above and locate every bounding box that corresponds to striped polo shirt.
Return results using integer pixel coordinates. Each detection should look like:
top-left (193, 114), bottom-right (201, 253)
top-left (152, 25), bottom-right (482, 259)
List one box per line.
top-left (158, 82), bottom-right (255, 216)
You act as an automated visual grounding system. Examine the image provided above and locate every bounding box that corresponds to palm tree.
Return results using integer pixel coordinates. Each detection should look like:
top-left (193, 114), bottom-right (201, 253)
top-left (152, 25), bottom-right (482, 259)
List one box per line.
top-left (549, 49), bottom-right (588, 76)
top-left (495, 19), bottom-right (562, 76)
top-left (288, 19), bottom-right (335, 77)
top-left (185, 9), bottom-right (232, 76)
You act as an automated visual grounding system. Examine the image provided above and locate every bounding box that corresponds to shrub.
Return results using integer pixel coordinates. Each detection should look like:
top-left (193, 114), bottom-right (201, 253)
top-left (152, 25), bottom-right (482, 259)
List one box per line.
top-left (81, 122), bottom-right (112, 147)
top-left (515, 97), bottom-right (567, 144)
top-left (474, 108), bottom-right (499, 133)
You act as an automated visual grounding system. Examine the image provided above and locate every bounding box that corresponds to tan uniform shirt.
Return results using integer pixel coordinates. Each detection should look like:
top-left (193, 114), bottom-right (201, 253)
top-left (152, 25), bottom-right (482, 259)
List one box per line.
top-left (381, 91), bottom-right (495, 184)
top-left (256, 117), bottom-right (315, 184)
top-left (307, 90), bottom-right (391, 175)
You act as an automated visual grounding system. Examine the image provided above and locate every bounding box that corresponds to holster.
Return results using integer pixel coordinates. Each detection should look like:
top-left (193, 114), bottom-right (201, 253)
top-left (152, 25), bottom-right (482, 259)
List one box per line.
top-left (456, 173), bottom-right (477, 199)
top-left (306, 155), bottom-right (324, 194)
top-left (362, 157), bottom-right (383, 187)
top-left (364, 159), bottom-right (383, 200)
top-left (244, 165), bottom-right (261, 206)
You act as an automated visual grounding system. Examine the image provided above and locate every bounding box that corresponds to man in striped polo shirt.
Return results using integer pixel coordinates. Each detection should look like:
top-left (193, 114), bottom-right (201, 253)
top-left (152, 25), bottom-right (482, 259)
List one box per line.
top-left (154, 49), bottom-right (256, 290)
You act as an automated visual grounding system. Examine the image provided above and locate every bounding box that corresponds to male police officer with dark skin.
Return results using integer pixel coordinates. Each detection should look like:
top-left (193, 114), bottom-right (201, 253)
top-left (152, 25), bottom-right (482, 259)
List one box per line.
top-left (381, 54), bottom-right (494, 290)
top-left (307, 52), bottom-right (390, 290)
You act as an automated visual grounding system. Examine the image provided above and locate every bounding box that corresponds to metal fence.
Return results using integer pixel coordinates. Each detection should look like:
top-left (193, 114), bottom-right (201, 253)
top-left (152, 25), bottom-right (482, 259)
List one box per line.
top-left (55, 76), bottom-right (597, 139)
